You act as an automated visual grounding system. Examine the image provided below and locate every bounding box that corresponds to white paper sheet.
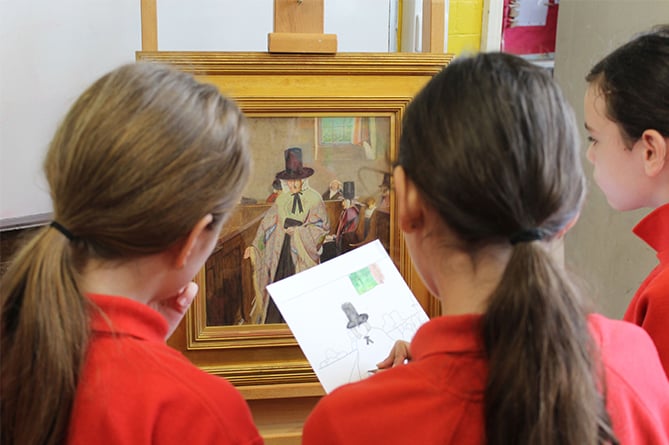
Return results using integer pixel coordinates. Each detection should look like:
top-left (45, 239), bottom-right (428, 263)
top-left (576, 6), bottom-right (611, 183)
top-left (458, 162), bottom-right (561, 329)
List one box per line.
top-left (510, 0), bottom-right (549, 27)
top-left (267, 240), bottom-right (429, 393)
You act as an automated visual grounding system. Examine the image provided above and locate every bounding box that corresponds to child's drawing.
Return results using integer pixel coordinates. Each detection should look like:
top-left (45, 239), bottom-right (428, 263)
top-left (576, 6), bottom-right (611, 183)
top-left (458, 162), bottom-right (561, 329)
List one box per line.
top-left (267, 240), bottom-right (429, 393)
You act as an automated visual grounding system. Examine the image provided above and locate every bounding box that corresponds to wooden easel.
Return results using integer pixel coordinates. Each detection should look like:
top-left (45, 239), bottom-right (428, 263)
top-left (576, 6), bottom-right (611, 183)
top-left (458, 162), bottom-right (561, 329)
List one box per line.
top-left (140, 0), bottom-right (444, 54)
top-left (140, 0), bottom-right (337, 53)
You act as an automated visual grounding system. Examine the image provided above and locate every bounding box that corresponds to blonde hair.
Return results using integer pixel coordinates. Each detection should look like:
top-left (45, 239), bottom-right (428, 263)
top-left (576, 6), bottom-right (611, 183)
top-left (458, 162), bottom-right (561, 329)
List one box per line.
top-left (1, 62), bottom-right (250, 445)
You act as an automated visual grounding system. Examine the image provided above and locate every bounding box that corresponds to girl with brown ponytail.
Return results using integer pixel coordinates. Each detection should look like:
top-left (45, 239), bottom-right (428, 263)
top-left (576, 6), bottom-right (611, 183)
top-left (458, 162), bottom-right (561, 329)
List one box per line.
top-left (302, 52), bottom-right (669, 444)
top-left (1, 63), bottom-right (262, 445)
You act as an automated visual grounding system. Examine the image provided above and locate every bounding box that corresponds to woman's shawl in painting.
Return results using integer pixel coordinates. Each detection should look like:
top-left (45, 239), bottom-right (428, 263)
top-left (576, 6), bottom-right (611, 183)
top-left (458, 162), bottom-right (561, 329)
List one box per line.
top-left (247, 186), bottom-right (329, 324)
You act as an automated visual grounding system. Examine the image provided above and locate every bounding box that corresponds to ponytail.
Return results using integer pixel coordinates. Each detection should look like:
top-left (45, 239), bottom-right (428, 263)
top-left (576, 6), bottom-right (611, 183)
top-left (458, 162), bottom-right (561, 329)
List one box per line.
top-left (482, 243), bottom-right (617, 444)
top-left (1, 227), bottom-right (89, 445)
top-left (399, 52), bottom-right (619, 445)
top-left (2, 62), bottom-right (250, 445)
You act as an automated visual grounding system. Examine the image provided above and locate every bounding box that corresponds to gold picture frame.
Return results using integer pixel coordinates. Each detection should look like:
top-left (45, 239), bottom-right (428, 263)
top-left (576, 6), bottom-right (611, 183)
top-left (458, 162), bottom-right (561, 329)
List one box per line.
top-left (135, 51), bottom-right (452, 388)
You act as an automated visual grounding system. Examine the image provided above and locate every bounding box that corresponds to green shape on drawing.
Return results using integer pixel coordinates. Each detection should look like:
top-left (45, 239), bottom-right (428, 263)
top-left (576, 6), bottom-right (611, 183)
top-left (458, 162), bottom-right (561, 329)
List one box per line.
top-left (349, 267), bottom-right (378, 295)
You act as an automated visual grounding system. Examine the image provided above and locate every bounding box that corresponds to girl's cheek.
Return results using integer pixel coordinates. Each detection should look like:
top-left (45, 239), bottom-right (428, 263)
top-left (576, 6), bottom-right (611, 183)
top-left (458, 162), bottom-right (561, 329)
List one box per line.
top-left (585, 146), bottom-right (595, 164)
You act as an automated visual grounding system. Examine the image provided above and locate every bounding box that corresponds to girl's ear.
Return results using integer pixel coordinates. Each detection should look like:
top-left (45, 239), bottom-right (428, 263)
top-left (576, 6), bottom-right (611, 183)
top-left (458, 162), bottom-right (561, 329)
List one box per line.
top-left (638, 129), bottom-right (668, 177)
top-left (175, 214), bottom-right (214, 269)
top-left (393, 166), bottom-right (424, 233)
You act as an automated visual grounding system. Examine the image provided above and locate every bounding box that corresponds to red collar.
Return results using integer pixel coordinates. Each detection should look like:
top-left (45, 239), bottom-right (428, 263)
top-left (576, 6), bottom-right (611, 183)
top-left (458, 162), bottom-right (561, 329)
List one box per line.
top-left (411, 313), bottom-right (485, 360)
top-left (633, 203), bottom-right (669, 261)
top-left (87, 293), bottom-right (168, 342)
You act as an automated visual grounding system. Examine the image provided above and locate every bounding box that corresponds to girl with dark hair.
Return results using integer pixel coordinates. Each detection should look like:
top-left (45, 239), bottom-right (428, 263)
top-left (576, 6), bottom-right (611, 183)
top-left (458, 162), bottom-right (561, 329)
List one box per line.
top-left (302, 52), bottom-right (669, 444)
top-left (1, 63), bottom-right (263, 445)
top-left (584, 24), bottom-right (669, 377)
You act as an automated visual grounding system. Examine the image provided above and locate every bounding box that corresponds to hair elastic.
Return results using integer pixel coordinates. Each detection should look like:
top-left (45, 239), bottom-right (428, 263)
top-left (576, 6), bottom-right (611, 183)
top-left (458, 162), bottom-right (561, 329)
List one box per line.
top-left (509, 228), bottom-right (542, 245)
top-left (50, 221), bottom-right (76, 241)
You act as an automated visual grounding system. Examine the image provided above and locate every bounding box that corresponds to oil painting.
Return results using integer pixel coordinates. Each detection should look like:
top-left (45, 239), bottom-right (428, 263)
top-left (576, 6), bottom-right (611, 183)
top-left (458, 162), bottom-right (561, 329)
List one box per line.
top-left (206, 116), bottom-right (392, 326)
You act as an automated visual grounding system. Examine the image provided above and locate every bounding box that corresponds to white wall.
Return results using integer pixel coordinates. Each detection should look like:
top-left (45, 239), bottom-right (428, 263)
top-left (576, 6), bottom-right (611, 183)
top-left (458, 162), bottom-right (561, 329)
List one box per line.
top-left (0, 0), bottom-right (141, 223)
top-left (554, 0), bottom-right (669, 318)
top-left (0, 0), bottom-right (392, 225)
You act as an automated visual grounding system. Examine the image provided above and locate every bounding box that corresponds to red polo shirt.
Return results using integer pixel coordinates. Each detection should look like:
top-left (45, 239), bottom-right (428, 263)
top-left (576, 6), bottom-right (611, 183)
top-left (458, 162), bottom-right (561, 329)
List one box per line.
top-left (67, 294), bottom-right (262, 445)
top-left (626, 202), bottom-right (669, 377)
top-left (303, 313), bottom-right (669, 444)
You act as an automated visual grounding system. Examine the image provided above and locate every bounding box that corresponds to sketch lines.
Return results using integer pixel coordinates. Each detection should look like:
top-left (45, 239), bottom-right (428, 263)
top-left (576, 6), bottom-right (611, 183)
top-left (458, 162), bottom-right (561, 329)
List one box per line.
top-left (267, 240), bottom-right (429, 393)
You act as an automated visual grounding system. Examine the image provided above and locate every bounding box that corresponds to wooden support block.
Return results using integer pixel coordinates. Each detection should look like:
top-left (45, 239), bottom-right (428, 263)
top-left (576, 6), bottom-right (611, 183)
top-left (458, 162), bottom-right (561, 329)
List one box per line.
top-left (268, 32), bottom-right (337, 54)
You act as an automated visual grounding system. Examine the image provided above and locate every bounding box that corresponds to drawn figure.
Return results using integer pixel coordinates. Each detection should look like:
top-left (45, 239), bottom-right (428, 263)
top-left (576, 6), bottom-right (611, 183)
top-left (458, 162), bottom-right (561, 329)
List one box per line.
top-left (338, 301), bottom-right (396, 382)
top-left (266, 177), bottom-right (282, 203)
top-left (342, 302), bottom-right (371, 347)
top-left (245, 147), bottom-right (330, 324)
top-left (342, 302), bottom-right (369, 329)
top-left (322, 179), bottom-right (344, 201)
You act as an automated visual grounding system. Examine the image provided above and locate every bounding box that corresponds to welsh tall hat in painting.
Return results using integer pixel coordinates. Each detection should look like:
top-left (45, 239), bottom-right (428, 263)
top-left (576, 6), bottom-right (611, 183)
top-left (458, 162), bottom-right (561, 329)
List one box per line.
top-left (276, 147), bottom-right (314, 180)
top-left (343, 181), bottom-right (355, 200)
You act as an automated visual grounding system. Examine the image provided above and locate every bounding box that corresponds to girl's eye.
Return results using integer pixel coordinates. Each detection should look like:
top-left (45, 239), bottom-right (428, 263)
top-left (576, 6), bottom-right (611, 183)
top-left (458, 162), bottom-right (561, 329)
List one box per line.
top-left (587, 136), bottom-right (597, 144)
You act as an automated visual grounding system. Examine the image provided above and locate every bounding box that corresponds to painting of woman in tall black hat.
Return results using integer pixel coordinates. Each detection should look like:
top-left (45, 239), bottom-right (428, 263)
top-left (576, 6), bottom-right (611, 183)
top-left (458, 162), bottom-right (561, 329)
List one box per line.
top-left (244, 147), bottom-right (330, 324)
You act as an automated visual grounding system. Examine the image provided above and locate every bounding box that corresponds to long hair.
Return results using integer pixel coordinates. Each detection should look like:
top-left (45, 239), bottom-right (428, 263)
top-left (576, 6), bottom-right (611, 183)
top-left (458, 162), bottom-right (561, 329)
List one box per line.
top-left (586, 24), bottom-right (669, 145)
top-left (0, 62), bottom-right (250, 445)
top-left (398, 53), bottom-right (617, 444)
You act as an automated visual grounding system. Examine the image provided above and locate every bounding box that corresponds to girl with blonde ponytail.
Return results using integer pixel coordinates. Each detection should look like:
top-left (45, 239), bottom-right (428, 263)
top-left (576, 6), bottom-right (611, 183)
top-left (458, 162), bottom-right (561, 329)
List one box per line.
top-left (1, 63), bottom-right (262, 445)
top-left (302, 53), bottom-right (669, 444)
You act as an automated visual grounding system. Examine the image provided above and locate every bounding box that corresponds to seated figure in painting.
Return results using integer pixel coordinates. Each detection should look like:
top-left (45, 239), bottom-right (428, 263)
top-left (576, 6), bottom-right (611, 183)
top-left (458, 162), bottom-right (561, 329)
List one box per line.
top-left (322, 181), bottom-right (361, 262)
top-left (335, 181), bottom-right (361, 255)
top-left (322, 179), bottom-right (343, 201)
top-left (244, 147), bottom-right (330, 324)
top-left (377, 173), bottom-right (391, 211)
top-left (266, 177), bottom-right (282, 203)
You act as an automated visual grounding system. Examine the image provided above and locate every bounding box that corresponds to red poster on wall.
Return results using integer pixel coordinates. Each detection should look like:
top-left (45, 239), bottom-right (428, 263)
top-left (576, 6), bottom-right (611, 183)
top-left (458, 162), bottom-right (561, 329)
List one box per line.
top-left (502, 0), bottom-right (559, 55)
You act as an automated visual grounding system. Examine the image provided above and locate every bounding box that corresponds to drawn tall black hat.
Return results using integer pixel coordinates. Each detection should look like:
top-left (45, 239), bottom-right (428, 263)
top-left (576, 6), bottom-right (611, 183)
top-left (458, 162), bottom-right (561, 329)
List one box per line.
top-left (341, 302), bottom-right (369, 329)
top-left (343, 181), bottom-right (355, 200)
top-left (276, 147), bottom-right (314, 180)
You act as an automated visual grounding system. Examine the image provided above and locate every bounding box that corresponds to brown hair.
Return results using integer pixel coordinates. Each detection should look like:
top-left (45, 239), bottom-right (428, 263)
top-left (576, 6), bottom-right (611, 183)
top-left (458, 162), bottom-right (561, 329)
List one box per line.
top-left (586, 24), bottom-right (669, 146)
top-left (1, 62), bottom-right (250, 445)
top-left (399, 53), bottom-right (617, 444)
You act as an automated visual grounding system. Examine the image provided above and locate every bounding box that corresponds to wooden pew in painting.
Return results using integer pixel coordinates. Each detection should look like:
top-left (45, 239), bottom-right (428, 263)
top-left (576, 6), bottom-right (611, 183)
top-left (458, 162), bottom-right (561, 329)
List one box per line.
top-left (205, 200), bottom-right (343, 326)
top-left (204, 204), bottom-right (270, 326)
top-left (350, 206), bottom-right (390, 251)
